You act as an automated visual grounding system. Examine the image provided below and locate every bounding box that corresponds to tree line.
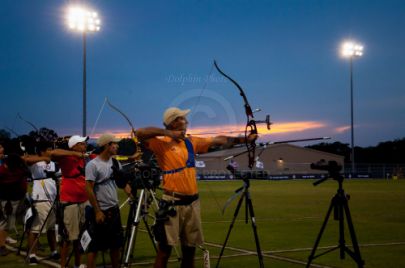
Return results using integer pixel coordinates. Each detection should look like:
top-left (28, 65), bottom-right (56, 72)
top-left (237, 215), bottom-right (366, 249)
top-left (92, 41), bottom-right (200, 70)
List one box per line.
top-left (306, 138), bottom-right (405, 164)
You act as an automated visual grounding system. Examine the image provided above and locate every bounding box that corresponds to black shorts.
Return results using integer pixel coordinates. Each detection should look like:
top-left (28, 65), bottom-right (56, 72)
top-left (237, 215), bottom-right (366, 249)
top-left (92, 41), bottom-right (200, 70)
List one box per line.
top-left (87, 206), bottom-right (124, 252)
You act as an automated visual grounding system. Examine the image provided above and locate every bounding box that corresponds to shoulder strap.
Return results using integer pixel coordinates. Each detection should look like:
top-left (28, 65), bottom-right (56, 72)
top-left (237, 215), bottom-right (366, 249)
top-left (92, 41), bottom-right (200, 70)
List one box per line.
top-left (162, 138), bottom-right (195, 175)
top-left (94, 158), bottom-right (118, 186)
top-left (184, 138), bottom-right (195, 168)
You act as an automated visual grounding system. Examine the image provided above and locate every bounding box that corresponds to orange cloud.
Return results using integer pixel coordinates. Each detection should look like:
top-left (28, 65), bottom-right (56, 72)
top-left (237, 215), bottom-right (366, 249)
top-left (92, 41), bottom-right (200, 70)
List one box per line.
top-left (90, 121), bottom-right (327, 139)
top-left (334, 125), bottom-right (350, 133)
top-left (90, 129), bottom-right (133, 140)
top-left (187, 121), bottom-right (326, 137)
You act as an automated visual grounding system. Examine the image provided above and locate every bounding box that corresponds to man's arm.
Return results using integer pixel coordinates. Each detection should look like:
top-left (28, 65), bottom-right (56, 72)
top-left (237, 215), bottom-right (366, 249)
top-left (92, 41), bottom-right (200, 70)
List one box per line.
top-left (210, 133), bottom-right (258, 149)
top-left (85, 181), bottom-right (105, 223)
top-left (136, 127), bottom-right (185, 141)
top-left (49, 149), bottom-right (83, 160)
top-left (23, 155), bottom-right (51, 165)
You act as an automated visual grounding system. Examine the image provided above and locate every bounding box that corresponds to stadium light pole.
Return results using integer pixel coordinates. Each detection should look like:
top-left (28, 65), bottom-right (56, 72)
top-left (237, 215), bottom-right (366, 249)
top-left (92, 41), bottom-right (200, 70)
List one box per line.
top-left (340, 41), bottom-right (364, 175)
top-left (66, 6), bottom-right (101, 136)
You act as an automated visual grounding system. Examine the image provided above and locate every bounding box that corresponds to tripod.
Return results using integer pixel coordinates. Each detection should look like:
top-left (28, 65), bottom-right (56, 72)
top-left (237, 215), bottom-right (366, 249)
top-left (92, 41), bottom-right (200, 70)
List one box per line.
top-left (121, 186), bottom-right (159, 268)
top-left (306, 161), bottom-right (364, 268)
top-left (216, 167), bottom-right (264, 268)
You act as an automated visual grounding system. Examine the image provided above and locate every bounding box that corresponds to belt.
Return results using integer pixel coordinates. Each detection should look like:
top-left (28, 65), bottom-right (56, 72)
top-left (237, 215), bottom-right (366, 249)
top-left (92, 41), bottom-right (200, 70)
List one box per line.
top-left (32, 177), bottom-right (51, 181)
top-left (33, 200), bottom-right (50, 203)
top-left (163, 190), bottom-right (199, 205)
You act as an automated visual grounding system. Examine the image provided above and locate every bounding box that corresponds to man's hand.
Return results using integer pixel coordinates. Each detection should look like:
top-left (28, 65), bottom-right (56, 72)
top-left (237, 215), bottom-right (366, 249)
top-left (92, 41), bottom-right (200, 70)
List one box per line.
top-left (247, 133), bottom-right (258, 143)
top-left (95, 210), bottom-right (105, 224)
top-left (124, 183), bottom-right (133, 198)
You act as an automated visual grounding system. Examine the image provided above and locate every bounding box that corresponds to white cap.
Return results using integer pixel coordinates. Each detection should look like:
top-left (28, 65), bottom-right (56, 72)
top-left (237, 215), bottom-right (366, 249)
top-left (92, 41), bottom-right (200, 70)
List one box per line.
top-left (97, 133), bottom-right (120, 147)
top-left (163, 107), bottom-right (190, 126)
top-left (68, 135), bottom-right (89, 148)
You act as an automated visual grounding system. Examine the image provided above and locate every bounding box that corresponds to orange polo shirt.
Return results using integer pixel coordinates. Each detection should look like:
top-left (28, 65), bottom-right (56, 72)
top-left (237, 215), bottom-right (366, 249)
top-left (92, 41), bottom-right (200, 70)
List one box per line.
top-left (145, 136), bottom-right (212, 195)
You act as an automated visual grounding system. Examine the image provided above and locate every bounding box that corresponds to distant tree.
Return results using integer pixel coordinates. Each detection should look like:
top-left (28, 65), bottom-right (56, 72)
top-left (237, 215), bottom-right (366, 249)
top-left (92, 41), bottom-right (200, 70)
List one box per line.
top-left (308, 138), bottom-right (405, 164)
top-left (29, 127), bottom-right (59, 142)
top-left (367, 138), bottom-right (405, 163)
top-left (0, 129), bottom-right (11, 140)
top-left (306, 142), bottom-right (351, 162)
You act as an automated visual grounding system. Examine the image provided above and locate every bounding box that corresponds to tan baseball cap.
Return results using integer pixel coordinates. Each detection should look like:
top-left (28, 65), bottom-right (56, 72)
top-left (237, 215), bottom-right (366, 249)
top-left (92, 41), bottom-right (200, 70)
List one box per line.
top-left (163, 107), bottom-right (190, 126)
top-left (97, 133), bottom-right (120, 147)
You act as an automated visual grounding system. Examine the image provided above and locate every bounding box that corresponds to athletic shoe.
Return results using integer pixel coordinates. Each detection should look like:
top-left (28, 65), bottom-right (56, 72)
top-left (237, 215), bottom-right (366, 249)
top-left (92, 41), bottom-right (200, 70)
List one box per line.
top-left (50, 251), bottom-right (60, 260)
top-left (5, 236), bottom-right (17, 244)
top-left (29, 255), bottom-right (38, 265)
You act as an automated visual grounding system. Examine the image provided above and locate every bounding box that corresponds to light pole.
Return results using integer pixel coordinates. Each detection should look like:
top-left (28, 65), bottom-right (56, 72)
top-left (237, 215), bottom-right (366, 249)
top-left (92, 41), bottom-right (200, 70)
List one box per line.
top-left (66, 6), bottom-right (101, 136)
top-left (341, 41), bottom-right (363, 175)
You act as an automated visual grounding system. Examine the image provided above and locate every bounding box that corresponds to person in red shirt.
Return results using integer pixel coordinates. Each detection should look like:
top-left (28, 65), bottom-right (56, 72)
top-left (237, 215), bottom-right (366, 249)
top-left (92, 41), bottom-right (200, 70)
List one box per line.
top-left (136, 107), bottom-right (257, 268)
top-left (50, 135), bottom-right (89, 268)
top-left (0, 143), bottom-right (29, 256)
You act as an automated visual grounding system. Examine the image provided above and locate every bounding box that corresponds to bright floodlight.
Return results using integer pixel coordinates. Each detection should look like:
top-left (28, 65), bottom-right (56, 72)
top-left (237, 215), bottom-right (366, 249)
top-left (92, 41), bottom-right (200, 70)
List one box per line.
top-left (67, 6), bottom-right (101, 32)
top-left (341, 41), bottom-right (363, 58)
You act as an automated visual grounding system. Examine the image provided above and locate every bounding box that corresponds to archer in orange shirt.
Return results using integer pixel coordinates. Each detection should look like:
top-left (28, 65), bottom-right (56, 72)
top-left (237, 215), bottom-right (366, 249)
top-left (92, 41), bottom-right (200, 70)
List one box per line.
top-left (136, 107), bottom-right (257, 268)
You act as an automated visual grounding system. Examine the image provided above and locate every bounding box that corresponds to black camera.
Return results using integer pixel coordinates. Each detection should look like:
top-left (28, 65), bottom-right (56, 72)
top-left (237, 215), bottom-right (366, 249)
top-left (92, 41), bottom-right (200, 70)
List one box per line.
top-left (310, 160), bottom-right (341, 173)
top-left (311, 160), bottom-right (343, 186)
top-left (117, 162), bottom-right (161, 192)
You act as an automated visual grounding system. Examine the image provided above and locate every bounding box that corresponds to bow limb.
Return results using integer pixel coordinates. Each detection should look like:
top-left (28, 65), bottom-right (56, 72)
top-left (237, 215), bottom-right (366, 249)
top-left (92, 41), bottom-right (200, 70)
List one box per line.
top-left (106, 99), bottom-right (136, 132)
top-left (106, 99), bottom-right (142, 159)
top-left (213, 60), bottom-right (258, 169)
top-left (17, 113), bottom-right (39, 132)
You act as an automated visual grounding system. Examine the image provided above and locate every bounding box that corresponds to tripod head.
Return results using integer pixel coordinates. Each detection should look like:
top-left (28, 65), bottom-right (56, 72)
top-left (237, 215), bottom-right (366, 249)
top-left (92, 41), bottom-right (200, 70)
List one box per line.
top-left (311, 160), bottom-right (343, 186)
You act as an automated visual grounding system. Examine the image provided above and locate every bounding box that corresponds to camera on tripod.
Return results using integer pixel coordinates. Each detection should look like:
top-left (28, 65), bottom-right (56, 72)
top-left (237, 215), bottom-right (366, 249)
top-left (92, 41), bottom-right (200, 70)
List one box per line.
top-left (311, 160), bottom-right (343, 186)
top-left (311, 160), bottom-right (341, 173)
top-left (118, 162), bottom-right (161, 195)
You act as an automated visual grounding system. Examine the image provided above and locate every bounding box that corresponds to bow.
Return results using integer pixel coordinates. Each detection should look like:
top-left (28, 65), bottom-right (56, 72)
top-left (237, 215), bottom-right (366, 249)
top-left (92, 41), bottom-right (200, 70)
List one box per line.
top-left (213, 60), bottom-right (271, 169)
top-left (17, 113), bottom-right (39, 133)
top-left (106, 99), bottom-right (143, 160)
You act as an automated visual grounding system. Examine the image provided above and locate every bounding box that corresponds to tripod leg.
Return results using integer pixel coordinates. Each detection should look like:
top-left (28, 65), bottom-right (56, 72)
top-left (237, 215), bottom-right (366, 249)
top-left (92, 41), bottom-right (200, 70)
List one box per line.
top-left (142, 216), bottom-right (157, 252)
top-left (215, 190), bottom-right (245, 268)
top-left (338, 195), bottom-right (346, 259)
top-left (121, 201), bottom-right (136, 266)
top-left (306, 197), bottom-right (336, 268)
top-left (246, 191), bottom-right (264, 268)
top-left (343, 199), bottom-right (364, 267)
top-left (123, 189), bottom-right (145, 268)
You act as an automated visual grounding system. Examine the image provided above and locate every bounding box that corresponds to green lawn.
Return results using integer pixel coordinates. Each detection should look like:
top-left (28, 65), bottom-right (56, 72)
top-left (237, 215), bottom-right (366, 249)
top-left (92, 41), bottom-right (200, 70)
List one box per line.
top-left (2, 179), bottom-right (404, 267)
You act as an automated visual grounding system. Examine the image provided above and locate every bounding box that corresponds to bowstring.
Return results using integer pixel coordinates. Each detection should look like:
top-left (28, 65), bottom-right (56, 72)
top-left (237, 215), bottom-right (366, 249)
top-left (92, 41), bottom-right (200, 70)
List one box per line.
top-left (89, 97), bottom-right (108, 138)
top-left (188, 62), bottom-right (223, 213)
top-left (188, 63), bottom-right (215, 129)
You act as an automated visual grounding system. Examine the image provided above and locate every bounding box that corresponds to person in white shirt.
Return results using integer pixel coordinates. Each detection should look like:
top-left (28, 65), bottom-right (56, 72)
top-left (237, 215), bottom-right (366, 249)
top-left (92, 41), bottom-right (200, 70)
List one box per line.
top-left (25, 142), bottom-right (60, 264)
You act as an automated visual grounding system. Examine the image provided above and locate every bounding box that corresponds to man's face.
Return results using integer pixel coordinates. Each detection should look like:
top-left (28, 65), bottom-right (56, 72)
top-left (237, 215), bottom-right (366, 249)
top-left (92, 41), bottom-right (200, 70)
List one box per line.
top-left (170, 116), bottom-right (188, 131)
top-left (106, 142), bottom-right (119, 155)
top-left (72, 142), bottom-right (87, 153)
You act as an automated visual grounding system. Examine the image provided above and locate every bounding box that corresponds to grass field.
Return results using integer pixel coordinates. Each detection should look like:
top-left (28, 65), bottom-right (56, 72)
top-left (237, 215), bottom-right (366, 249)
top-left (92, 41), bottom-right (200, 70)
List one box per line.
top-left (2, 179), bottom-right (404, 268)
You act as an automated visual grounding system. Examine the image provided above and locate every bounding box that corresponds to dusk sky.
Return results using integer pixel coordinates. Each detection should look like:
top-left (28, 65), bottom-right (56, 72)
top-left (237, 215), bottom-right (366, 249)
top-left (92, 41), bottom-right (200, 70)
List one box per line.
top-left (1, 0), bottom-right (404, 147)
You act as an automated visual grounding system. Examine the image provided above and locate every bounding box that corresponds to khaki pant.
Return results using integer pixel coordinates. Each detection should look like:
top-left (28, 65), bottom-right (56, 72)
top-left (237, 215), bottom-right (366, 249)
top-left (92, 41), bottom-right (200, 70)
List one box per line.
top-left (162, 194), bottom-right (204, 247)
top-left (62, 202), bottom-right (87, 241)
top-left (30, 201), bottom-right (56, 233)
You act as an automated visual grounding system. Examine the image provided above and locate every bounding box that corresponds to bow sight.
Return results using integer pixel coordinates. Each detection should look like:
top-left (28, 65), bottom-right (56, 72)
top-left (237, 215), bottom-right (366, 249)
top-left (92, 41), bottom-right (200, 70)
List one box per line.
top-left (252, 114), bottom-right (272, 130)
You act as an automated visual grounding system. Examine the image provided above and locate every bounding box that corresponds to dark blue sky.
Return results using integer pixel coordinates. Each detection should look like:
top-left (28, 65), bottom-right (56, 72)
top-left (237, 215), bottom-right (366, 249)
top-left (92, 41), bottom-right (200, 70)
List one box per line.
top-left (1, 0), bottom-right (404, 146)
